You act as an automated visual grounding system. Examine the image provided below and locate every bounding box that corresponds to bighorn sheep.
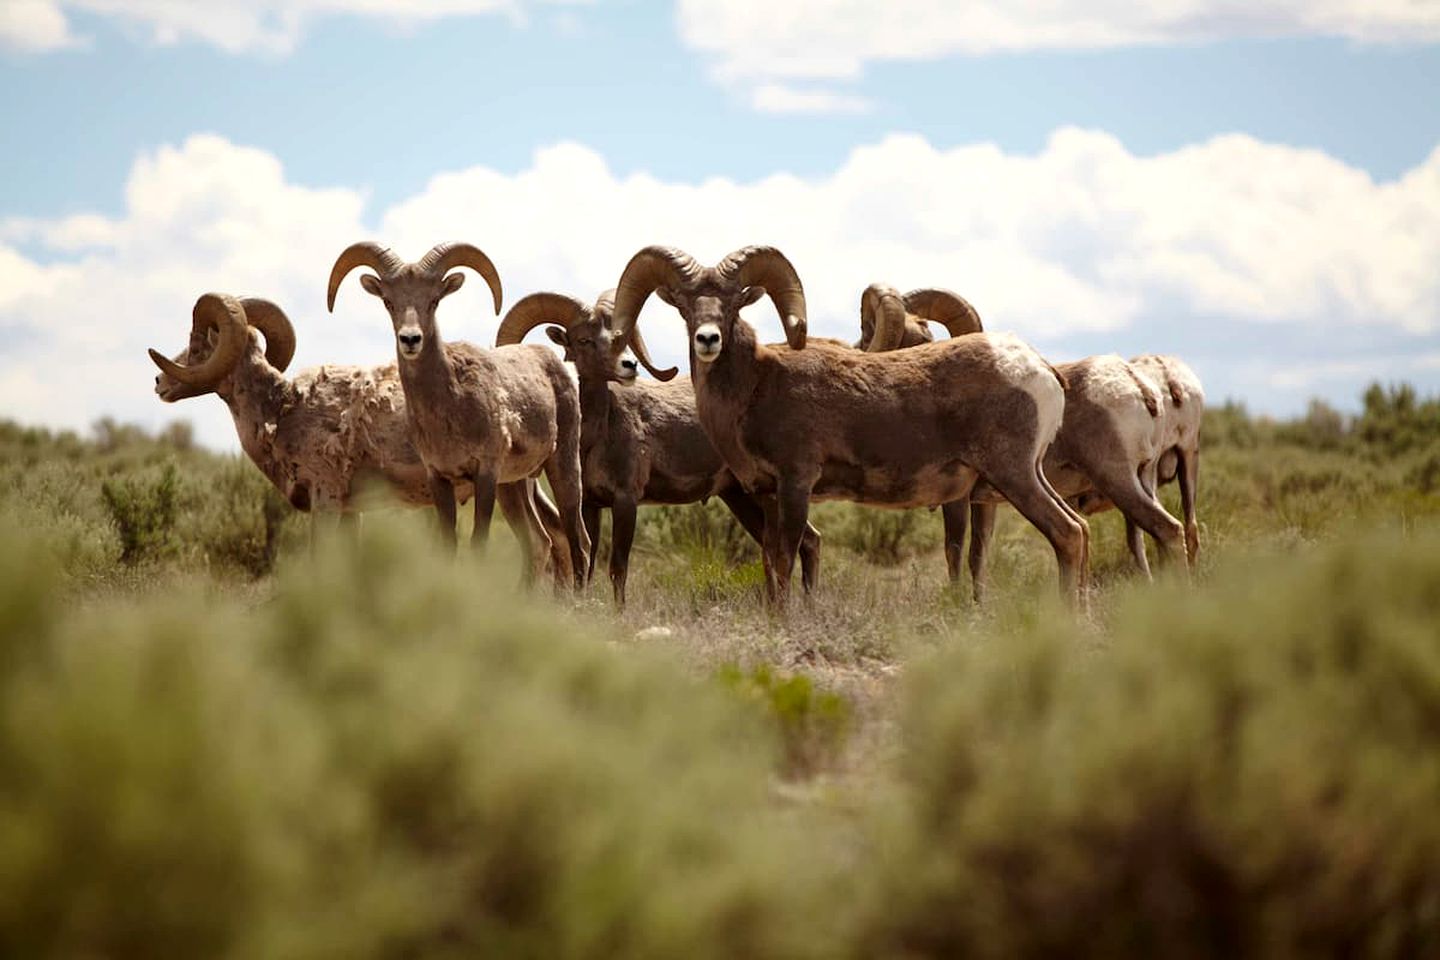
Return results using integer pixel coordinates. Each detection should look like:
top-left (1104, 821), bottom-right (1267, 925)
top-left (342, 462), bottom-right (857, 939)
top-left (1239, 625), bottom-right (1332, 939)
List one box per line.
top-left (860, 285), bottom-right (1187, 598)
top-left (1073, 354), bottom-right (1205, 568)
top-left (496, 289), bottom-right (821, 605)
top-left (608, 245), bottom-right (1089, 606)
top-left (327, 241), bottom-right (589, 588)
top-left (148, 293), bottom-right (574, 576)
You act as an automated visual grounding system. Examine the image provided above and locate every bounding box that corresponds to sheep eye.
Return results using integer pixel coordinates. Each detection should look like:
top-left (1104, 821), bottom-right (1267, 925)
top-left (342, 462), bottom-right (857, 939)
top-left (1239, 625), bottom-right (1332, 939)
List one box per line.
top-left (577, 338), bottom-right (593, 347)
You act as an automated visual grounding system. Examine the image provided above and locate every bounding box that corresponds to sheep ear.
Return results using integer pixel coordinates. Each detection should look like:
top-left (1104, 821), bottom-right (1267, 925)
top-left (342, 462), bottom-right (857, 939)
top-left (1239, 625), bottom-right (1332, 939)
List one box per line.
top-left (441, 272), bottom-right (465, 298)
top-left (359, 274), bottom-right (384, 297)
top-left (738, 285), bottom-right (765, 308)
top-left (545, 326), bottom-right (569, 347)
top-left (656, 286), bottom-right (678, 307)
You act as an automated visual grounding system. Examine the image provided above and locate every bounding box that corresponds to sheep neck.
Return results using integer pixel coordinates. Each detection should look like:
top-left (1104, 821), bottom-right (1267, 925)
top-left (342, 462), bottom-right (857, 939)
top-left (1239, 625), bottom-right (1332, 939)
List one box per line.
top-left (216, 355), bottom-right (295, 487)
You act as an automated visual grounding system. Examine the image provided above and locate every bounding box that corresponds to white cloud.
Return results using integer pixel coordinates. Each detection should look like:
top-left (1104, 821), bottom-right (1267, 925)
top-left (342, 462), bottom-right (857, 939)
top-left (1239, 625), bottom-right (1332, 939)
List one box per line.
top-left (0, 0), bottom-right (78, 51)
top-left (750, 83), bottom-right (872, 114)
top-left (677, 0), bottom-right (1440, 84)
top-left (1, 129), bottom-right (1437, 448)
top-left (0, 0), bottom-right (588, 54)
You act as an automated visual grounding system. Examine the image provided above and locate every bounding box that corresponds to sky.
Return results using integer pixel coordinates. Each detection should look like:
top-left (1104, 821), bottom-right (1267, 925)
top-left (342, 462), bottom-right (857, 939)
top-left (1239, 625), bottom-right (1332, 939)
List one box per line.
top-left (1, 0), bottom-right (1438, 450)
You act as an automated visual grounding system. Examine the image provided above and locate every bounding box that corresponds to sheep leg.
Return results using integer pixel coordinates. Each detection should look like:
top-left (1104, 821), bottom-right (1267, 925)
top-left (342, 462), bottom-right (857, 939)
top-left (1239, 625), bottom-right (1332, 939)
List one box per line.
top-left (941, 499), bottom-right (969, 586)
top-left (760, 495), bottom-right (781, 606)
top-left (429, 473), bottom-right (458, 551)
top-left (1124, 515), bottom-right (1151, 577)
top-left (772, 478), bottom-right (813, 607)
top-left (968, 502), bottom-right (997, 605)
top-left (609, 496), bottom-right (637, 607)
top-left (496, 481), bottom-right (550, 589)
top-left (531, 483), bottom-right (574, 586)
top-left (1176, 448), bottom-right (1200, 568)
top-left (985, 460), bottom-right (1089, 608)
top-left (582, 499), bottom-right (603, 586)
top-left (1035, 461), bottom-right (1091, 596)
top-left (543, 460), bottom-right (590, 592)
top-left (720, 485), bottom-right (821, 595)
top-left (469, 473), bottom-right (497, 550)
top-left (1098, 464), bottom-right (1185, 577)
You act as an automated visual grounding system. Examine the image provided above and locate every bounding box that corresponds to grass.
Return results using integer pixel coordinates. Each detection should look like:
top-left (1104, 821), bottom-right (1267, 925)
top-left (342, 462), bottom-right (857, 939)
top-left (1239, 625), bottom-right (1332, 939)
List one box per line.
top-left (1, 383), bottom-right (1438, 956)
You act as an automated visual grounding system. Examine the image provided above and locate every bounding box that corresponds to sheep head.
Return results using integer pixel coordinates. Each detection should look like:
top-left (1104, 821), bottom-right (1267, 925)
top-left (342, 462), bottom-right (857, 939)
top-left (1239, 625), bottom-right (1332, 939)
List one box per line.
top-left (496, 289), bottom-right (678, 385)
top-left (326, 240), bottom-right (502, 362)
top-left (609, 245), bottom-right (807, 367)
top-left (858, 284), bottom-right (983, 352)
top-left (149, 294), bottom-right (296, 401)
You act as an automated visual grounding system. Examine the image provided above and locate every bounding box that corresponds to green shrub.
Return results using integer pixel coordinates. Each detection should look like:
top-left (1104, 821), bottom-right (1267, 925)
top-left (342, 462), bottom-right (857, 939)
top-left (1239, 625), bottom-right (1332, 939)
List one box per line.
top-left (100, 463), bottom-right (179, 563)
top-left (0, 519), bottom-right (837, 959)
top-left (717, 664), bottom-right (851, 776)
top-left (861, 528), bottom-right (1440, 958)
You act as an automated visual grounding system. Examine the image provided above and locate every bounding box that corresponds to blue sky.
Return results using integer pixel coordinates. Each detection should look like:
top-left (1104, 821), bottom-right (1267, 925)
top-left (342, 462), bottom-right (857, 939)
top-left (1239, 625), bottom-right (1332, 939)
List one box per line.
top-left (1, 1), bottom-right (1438, 448)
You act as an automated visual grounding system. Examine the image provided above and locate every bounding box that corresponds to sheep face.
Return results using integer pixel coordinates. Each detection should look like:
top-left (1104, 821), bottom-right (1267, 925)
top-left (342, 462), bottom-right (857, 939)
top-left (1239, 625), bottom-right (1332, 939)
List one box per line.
top-left (360, 269), bottom-right (465, 362)
top-left (544, 309), bottom-right (633, 384)
top-left (153, 327), bottom-right (228, 402)
top-left (656, 284), bottom-right (764, 365)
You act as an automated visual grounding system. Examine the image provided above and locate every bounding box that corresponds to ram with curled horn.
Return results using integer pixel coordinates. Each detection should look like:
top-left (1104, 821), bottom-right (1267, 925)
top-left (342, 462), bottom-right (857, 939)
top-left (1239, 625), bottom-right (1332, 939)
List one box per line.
top-left (496, 288), bottom-right (820, 605)
top-left (858, 284), bottom-right (1187, 597)
top-left (148, 291), bottom-right (576, 576)
top-left (1071, 354), bottom-right (1206, 571)
top-left (608, 245), bottom-right (1090, 607)
top-left (328, 240), bottom-right (589, 588)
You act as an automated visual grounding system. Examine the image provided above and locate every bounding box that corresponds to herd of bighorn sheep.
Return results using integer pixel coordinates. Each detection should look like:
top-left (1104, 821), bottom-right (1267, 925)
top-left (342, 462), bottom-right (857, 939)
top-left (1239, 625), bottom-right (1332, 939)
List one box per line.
top-left (150, 240), bottom-right (1204, 609)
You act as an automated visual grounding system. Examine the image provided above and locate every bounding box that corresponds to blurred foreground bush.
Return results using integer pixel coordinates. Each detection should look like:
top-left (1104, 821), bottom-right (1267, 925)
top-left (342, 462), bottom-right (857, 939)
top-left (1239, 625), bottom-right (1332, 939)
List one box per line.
top-left (0, 519), bottom-right (835, 959)
top-left (863, 528), bottom-right (1440, 958)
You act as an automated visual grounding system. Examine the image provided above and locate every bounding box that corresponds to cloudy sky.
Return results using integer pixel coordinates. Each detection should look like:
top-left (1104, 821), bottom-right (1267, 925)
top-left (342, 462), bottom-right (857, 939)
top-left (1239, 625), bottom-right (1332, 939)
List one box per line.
top-left (2, 0), bottom-right (1438, 449)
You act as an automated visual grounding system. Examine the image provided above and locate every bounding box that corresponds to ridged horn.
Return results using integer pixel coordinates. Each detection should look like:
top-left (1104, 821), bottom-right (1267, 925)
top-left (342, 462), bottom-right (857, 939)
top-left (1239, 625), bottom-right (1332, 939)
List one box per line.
top-left (593, 286), bottom-right (677, 381)
top-left (147, 293), bottom-right (248, 388)
top-left (326, 241), bottom-right (404, 312)
top-left (716, 246), bottom-right (807, 350)
top-left (609, 246), bottom-right (704, 349)
top-left (902, 288), bottom-right (983, 338)
top-left (238, 297), bottom-right (297, 372)
top-left (418, 242), bottom-right (503, 315)
top-left (496, 292), bottom-right (589, 346)
top-left (860, 283), bottom-right (907, 353)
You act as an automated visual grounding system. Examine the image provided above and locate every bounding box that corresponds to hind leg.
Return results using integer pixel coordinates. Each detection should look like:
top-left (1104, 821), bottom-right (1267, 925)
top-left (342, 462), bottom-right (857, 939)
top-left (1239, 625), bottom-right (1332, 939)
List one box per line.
top-left (497, 481), bottom-right (551, 588)
top-left (1176, 448), bottom-right (1200, 569)
top-left (543, 456), bottom-right (590, 591)
top-left (582, 499), bottom-right (602, 586)
top-left (529, 482), bottom-right (573, 586)
top-left (941, 499), bottom-right (969, 586)
top-left (1097, 462), bottom-right (1184, 577)
top-left (1035, 462), bottom-right (1091, 595)
top-left (968, 502), bottom-right (997, 604)
top-left (985, 460), bottom-right (1089, 607)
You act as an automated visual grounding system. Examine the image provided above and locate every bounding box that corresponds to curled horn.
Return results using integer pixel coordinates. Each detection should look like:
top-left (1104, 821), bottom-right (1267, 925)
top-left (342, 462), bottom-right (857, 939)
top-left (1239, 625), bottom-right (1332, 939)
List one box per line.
top-left (326, 241), bottom-right (405, 312)
top-left (716, 246), bottom-right (807, 350)
top-left (609, 246), bottom-right (704, 351)
top-left (147, 293), bottom-right (249, 388)
top-left (418, 242), bottom-right (503, 315)
top-left (903, 288), bottom-right (983, 338)
top-left (860, 283), bottom-right (907, 353)
top-left (595, 287), bottom-right (677, 382)
top-left (496, 292), bottom-right (589, 346)
top-left (238, 297), bottom-right (297, 372)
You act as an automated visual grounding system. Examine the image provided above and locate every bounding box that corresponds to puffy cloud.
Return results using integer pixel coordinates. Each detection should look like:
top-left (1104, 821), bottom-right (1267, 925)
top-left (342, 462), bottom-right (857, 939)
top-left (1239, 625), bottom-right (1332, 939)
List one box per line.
top-left (677, 0), bottom-right (1440, 86)
top-left (0, 0), bottom-right (77, 51)
top-left (1, 129), bottom-right (1436, 449)
top-left (0, 0), bottom-right (587, 54)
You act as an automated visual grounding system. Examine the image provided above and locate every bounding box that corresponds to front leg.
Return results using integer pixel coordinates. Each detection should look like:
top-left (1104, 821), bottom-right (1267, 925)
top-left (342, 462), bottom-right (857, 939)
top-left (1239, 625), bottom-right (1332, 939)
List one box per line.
top-left (609, 496), bottom-right (638, 607)
top-left (429, 472), bottom-right (458, 552)
top-left (469, 472), bottom-right (497, 550)
top-left (773, 476), bottom-right (814, 608)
